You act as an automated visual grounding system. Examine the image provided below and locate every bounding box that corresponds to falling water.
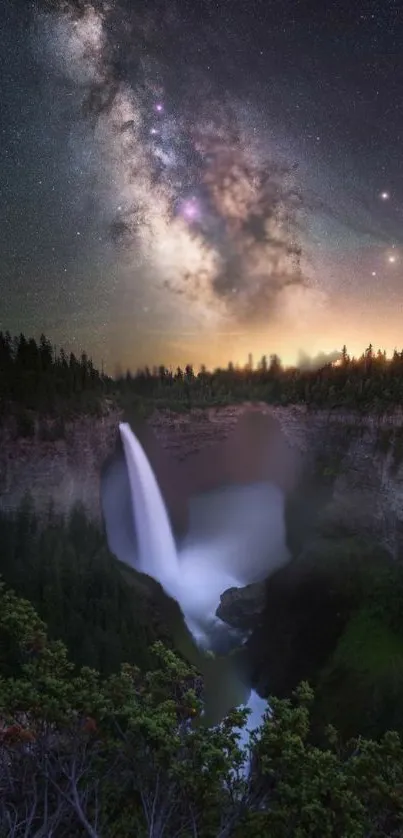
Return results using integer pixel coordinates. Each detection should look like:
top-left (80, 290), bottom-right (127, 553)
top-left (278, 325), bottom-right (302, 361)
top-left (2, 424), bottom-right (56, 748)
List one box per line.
top-left (116, 421), bottom-right (270, 759)
top-left (119, 422), bottom-right (241, 643)
top-left (119, 422), bottom-right (179, 585)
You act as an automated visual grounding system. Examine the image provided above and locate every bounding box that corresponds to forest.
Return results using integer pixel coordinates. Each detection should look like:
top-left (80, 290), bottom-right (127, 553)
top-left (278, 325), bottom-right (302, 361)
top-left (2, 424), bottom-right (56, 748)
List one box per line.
top-left (1, 503), bottom-right (403, 836)
top-left (1, 500), bottom-right (403, 834)
top-left (0, 499), bottom-right (179, 676)
top-left (3, 330), bottom-right (403, 423)
top-left (2, 579), bottom-right (403, 838)
top-left (3, 331), bottom-right (403, 833)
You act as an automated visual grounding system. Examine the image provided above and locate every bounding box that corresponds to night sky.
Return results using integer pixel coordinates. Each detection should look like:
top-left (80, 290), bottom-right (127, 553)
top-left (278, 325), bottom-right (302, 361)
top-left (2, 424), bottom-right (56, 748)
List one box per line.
top-left (1, 0), bottom-right (402, 372)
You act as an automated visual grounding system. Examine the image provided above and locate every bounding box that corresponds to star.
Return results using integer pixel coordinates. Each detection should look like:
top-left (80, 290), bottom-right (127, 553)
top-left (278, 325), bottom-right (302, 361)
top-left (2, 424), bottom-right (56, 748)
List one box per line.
top-left (181, 197), bottom-right (200, 222)
top-left (4, 0), bottom-right (403, 381)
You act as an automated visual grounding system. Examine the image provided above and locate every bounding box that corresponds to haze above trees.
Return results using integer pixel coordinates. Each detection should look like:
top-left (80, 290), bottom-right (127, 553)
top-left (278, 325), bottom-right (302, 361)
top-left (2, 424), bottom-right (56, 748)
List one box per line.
top-left (1, 330), bottom-right (403, 421)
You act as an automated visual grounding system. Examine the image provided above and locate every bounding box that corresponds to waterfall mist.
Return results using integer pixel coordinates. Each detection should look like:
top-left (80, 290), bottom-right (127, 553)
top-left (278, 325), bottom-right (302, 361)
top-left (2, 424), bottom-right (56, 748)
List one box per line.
top-left (101, 410), bottom-right (294, 754)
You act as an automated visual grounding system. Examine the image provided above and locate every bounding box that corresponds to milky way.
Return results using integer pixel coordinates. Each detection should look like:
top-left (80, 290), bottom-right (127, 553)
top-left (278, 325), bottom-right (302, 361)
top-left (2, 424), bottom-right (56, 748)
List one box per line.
top-left (38, 0), bottom-right (320, 337)
top-left (2, 0), bottom-right (403, 370)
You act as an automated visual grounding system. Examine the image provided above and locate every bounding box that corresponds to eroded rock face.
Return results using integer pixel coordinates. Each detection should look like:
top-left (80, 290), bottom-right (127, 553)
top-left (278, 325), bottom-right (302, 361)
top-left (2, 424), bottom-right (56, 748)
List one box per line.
top-left (0, 402), bottom-right (303, 522)
top-left (0, 409), bottom-right (123, 519)
top-left (1, 402), bottom-right (403, 563)
top-left (3, 401), bottom-right (403, 727)
top-left (151, 406), bottom-right (403, 553)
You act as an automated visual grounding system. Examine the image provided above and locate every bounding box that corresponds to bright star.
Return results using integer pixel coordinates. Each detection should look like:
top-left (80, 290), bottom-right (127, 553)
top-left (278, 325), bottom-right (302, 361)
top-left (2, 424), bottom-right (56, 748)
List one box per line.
top-left (181, 197), bottom-right (200, 221)
top-left (388, 255), bottom-right (397, 263)
top-left (380, 191), bottom-right (390, 200)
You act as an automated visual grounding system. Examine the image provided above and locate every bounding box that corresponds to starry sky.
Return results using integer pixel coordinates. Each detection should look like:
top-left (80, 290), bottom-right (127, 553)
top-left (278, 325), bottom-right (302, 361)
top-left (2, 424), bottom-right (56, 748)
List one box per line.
top-left (1, 0), bottom-right (403, 372)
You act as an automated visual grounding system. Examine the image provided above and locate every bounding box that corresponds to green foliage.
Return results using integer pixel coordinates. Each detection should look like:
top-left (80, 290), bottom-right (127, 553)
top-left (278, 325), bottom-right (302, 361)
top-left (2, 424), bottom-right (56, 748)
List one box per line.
top-left (0, 503), bottom-right (166, 675)
top-left (4, 330), bottom-right (403, 417)
top-left (112, 342), bottom-right (403, 415)
top-left (249, 535), bottom-right (403, 745)
top-left (1, 587), bottom-right (403, 836)
top-left (0, 585), bottom-right (247, 836)
top-left (0, 330), bottom-right (106, 416)
top-left (316, 607), bottom-right (403, 740)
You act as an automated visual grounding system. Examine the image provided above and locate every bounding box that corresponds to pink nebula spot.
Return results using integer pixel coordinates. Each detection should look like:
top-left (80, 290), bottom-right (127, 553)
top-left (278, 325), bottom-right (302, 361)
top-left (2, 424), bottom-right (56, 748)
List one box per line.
top-left (155, 103), bottom-right (163, 113)
top-left (182, 199), bottom-right (199, 221)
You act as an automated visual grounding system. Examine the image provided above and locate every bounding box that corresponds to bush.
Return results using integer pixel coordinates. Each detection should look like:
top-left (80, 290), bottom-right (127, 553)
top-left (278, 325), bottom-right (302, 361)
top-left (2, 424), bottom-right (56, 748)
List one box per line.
top-left (1, 583), bottom-right (403, 837)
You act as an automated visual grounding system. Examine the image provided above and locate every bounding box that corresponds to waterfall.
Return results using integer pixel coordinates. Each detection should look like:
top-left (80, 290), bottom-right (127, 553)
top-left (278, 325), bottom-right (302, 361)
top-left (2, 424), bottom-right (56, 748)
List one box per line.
top-left (118, 422), bottom-right (240, 642)
top-left (119, 422), bottom-right (179, 586)
top-left (109, 422), bottom-right (274, 761)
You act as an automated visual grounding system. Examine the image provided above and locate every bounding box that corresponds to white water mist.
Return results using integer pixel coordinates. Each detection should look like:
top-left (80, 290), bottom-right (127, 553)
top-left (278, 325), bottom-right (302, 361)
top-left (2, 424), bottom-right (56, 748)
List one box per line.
top-left (104, 421), bottom-right (288, 758)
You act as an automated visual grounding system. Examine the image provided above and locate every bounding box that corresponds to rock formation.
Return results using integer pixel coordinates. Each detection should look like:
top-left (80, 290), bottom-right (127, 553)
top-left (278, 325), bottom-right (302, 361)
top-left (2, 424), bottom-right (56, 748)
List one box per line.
top-left (1, 402), bottom-right (403, 562)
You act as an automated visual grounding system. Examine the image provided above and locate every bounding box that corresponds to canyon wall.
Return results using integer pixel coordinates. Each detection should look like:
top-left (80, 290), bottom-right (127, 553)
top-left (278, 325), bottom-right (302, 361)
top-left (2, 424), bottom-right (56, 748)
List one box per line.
top-left (0, 409), bottom-right (122, 519)
top-left (1, 402), bottom-right (403, 557)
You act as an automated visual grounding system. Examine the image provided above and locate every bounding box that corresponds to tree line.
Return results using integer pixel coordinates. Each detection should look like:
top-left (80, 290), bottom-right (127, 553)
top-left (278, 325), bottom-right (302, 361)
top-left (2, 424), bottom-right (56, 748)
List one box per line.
top-left (0, 331), bottom-right (106, 417)
top-left (3, 330), bottom-right (403, 417)
top-left (122, 344), bottom-right (403, 411)
top-left (0, 499), bottom-right (166, 676)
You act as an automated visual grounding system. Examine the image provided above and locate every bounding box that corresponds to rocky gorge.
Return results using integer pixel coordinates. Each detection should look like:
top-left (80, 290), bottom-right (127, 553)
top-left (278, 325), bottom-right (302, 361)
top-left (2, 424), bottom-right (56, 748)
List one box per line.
top-left (3, 400), bottom-right (403, 736)
top-left (1, 402), bottom-right (402, 602)
top-left (1, 402), bottom-right (403, 557)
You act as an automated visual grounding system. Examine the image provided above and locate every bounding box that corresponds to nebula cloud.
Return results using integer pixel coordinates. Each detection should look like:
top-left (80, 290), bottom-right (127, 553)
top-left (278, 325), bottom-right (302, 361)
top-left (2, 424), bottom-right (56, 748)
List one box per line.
top-left (37, 0), bottom-right (317, 332)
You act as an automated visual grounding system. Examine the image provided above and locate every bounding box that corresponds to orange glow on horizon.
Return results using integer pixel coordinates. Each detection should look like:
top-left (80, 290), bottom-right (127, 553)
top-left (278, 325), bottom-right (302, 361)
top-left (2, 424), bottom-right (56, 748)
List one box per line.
top-left (52, 293), bottom-right (403, 377)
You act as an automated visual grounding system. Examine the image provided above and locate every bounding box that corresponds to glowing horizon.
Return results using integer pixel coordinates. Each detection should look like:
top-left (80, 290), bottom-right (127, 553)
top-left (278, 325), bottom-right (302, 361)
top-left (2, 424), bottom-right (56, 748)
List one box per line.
top-left (2, 2), bottom-right (402, 383)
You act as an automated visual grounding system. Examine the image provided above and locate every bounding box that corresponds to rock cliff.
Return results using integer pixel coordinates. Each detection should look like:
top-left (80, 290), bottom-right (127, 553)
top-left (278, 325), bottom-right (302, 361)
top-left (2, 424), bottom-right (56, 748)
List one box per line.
top-left (1, 402), bottom-right (403, 561)
top-left (3, 401), bottom-right (403, 732)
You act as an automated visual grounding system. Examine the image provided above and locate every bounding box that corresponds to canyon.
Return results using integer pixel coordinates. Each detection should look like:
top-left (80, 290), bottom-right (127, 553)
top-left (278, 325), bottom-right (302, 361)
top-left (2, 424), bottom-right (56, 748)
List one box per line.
top-left (1, 402), bottom-right (403, 562)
